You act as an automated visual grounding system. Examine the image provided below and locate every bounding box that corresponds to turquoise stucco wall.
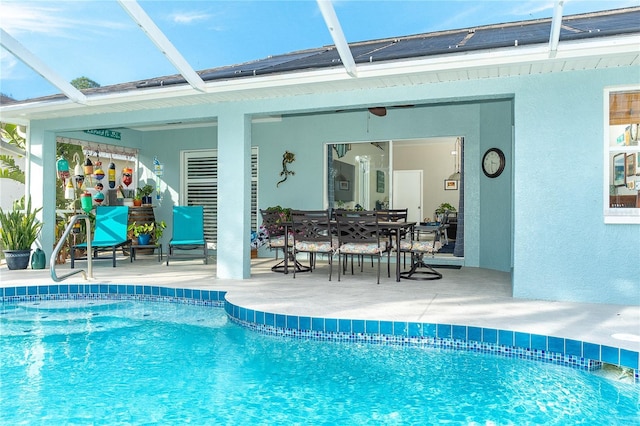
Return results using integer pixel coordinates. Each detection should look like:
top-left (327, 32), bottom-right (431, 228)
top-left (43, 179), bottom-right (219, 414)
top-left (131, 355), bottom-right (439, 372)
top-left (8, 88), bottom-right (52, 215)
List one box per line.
top-left (512, 70), bottom-right (640, 304)
top-left (479, 101), bottom-right (513, 272)
top-left (25, 64), bottom-right (639, 305)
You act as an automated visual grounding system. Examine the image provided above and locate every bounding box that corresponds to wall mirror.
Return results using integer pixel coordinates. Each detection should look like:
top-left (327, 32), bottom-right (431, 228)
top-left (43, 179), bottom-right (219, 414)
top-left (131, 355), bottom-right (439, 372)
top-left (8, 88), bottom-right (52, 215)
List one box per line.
top-left (326, 141), bottom-right (390, 211)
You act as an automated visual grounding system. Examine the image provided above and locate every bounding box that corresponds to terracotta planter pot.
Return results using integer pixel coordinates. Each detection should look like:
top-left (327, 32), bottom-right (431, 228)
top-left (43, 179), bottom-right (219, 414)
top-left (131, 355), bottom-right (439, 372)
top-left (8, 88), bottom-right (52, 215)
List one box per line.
top-left (133, 199), bottom-right (143, 207)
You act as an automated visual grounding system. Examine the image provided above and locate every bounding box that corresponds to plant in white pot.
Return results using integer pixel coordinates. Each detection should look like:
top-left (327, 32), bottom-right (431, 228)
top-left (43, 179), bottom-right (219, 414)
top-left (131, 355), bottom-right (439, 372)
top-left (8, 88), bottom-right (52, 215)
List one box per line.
top-left (0, 199), bottom-right (44, 270)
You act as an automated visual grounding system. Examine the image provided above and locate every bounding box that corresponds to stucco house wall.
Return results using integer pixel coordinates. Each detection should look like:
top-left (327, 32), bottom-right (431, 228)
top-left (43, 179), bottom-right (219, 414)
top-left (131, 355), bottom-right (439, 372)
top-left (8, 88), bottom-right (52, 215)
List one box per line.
top-left (23, 62), bottom-right (639, 306)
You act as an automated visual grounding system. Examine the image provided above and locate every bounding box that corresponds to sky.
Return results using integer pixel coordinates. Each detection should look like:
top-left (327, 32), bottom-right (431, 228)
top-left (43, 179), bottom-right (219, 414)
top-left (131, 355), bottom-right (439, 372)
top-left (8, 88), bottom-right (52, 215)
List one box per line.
top-left (1, 0), bottom-right (638, 101)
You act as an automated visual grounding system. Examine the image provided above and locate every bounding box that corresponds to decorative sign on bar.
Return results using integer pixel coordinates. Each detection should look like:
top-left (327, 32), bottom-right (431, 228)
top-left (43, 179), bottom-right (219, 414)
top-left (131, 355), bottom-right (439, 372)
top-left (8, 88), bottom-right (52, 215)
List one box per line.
top-left (84, 129), bottom-right (121, 140)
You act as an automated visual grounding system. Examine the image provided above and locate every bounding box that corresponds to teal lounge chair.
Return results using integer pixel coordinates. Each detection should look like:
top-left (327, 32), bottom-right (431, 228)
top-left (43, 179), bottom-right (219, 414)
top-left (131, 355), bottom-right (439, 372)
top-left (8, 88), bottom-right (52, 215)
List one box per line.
top-left (166, 206), bottom-right (208, 265)
top-left (71, 206), bottom-right (132, 268)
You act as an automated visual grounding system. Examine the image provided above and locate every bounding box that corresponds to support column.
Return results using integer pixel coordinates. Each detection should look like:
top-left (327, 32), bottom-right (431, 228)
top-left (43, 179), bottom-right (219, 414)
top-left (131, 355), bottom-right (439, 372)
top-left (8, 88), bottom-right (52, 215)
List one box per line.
top-left (27, 125), bottom-right (57, 265)
top-left (216, 111), bottom-right (252, 279)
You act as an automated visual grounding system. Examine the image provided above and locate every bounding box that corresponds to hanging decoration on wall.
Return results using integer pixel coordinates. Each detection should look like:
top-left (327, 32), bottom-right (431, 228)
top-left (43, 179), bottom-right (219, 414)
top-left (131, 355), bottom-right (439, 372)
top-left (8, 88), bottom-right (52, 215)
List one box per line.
top-left (276, 151), bottom-right (296, 187)
top-left (83, 155), bottom-right (93, 185)
top-left (83, 155), bottom-right (93, 175)
top-left (153, 156), bottom-right (163, 200)
top-left (65, 179), bottom-right (75, 200)
top-left (93, 191), bottom-right (105, 204)
top-left (56, 155), bottom-right (70, 180)
top-left (81, 191), bottom-right (93, 213)
top-left (122, 166), bottom-right (133, 188)
top-left (94, 152), bottom-right (105, 181)
top-left (73, 153), bottom-right (84, 189)
top-left (108, 156), bottom-right (116, 189)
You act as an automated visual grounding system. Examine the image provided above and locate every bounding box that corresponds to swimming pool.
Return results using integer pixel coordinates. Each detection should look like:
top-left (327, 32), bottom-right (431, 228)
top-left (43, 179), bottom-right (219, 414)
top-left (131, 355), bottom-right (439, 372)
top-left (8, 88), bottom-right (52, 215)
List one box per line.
top-left (1, 298), bottom-right (638, 424)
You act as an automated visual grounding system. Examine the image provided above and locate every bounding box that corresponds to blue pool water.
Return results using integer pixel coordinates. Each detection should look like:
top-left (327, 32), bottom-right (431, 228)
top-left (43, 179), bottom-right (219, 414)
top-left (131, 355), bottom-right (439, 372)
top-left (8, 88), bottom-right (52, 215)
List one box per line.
top-left (1, 300), bottom-right (638, 424)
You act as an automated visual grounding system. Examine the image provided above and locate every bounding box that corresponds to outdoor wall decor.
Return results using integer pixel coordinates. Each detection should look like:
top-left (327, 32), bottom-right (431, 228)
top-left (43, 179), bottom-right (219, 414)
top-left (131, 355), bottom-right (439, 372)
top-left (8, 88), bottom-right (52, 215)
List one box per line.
top-left (613, 153), bottom-right (626, 186)
top-left (277, 151), bottom-right (295, 187)
top-left (444, 179), bottom-right (458, 190)
top-left (376, 170), bottom-right (385, 193)
top-left (625, 153), bottom-right (636, 177)
top-left (333, 144), bottom-right (351, 158)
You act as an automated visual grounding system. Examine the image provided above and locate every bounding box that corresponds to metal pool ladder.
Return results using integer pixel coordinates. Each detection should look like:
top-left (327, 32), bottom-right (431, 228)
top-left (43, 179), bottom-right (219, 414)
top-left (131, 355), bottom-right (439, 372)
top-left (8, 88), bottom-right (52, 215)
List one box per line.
top-left (50, 214), bottom-right (93, 282)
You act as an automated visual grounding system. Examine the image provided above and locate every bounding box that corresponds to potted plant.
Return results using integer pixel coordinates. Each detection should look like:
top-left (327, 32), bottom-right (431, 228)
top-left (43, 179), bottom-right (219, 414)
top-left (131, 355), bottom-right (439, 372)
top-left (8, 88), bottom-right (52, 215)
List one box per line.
top-left (128, 220), bottom-right (166, 246)
top-left (137, 184), bottom-right (154, 206)
top-left (434, 202), bottom-right (456, 222)
top-left (0, 199), bottom-right (44, 269)
top-left (265, 205), bottom-right (291, 223)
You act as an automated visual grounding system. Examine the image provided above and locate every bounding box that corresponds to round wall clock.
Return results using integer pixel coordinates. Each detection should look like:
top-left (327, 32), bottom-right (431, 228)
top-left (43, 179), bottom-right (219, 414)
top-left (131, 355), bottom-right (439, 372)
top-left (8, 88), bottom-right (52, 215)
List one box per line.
top-left (482, 148), bottom-right (506, 178)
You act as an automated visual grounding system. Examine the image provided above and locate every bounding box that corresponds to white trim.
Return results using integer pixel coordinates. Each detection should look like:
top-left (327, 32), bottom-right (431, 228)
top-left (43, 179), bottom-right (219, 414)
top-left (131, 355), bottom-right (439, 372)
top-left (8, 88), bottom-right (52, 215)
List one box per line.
top-left (317, 0), bottom-right (357, 78)
top-left (548, 1), bottom-right (565, 57)
top-left (0, 29), bottom-right (87, 104)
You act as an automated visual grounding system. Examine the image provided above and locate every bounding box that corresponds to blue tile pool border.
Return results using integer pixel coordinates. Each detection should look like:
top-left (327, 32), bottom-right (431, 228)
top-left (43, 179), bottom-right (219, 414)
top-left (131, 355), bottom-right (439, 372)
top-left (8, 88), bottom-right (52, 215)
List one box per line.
top-left (222, 300), bottom-right (640, 383)
top-left (0, 284), bottom-right (226, 307)
top-left (1, 284), bottom-right (637, 383)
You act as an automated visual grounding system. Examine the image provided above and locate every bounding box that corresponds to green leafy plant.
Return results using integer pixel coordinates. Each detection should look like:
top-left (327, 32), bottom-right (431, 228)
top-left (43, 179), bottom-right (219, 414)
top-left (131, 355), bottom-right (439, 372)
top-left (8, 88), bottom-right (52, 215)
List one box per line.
top-left (137, 184), bottom-right (154, 198)
top-left (266, 205), bottom-right (291, 222)
top-left (128, 220), bottom-right (166, 240)
top-left (0, 199), bottom-right (43, 250)
top-left (435, 203), bottom-right (456, 215)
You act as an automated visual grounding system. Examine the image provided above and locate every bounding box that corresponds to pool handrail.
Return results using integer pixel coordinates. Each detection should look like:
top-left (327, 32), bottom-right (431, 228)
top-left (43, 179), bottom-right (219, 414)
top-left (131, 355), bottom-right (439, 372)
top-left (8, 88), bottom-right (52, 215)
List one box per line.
top-left (50, 214), bottom-right (92, 282)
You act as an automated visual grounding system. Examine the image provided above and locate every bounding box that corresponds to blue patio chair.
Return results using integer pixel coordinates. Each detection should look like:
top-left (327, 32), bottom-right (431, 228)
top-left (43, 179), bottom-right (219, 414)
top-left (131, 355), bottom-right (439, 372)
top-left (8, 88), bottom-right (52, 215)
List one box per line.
top-left (166, 206), bottom-right (208, 265)
top-left (71, 206), bottom-right (132, 268)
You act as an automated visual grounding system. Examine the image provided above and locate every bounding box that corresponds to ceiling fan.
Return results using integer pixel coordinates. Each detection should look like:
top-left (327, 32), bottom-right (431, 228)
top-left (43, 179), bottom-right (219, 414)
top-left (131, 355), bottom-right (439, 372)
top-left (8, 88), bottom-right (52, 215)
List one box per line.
top-left (335, 105), bottom-right (414, 117)
top-left (367, 105), bottom-right (415, 117)
top-left (367, 107), bottom-right (387, 117)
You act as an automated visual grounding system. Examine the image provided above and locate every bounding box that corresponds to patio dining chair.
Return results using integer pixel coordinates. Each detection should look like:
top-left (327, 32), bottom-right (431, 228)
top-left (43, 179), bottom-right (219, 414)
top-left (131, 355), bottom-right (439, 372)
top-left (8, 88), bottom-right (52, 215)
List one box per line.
top-left (166, 206), bottom-right (208, 265)
top-left (335, 209), bottom-right (388, 284)
top-left (376, 208), bottom-right (409, 273)
top-left (400, 227), bottom-right (443, 280)
top-left (71, 205), bottom-right (132, 268)
top-left (290, 209), bottom-right (338, 280)
top-left (259, 208), bottom-right (295, 272)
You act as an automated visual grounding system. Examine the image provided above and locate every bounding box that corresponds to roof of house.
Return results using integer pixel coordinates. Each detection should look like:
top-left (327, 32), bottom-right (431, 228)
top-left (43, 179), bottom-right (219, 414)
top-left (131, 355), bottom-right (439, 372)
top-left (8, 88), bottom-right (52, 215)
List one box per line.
top-left (1, 6), bottom-right (638, 123)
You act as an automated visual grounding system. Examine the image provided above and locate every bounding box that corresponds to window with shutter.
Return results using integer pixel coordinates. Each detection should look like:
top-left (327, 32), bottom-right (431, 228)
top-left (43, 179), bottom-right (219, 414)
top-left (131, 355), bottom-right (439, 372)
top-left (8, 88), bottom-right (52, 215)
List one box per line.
top-left (181, 148), bottom-right (258, 245)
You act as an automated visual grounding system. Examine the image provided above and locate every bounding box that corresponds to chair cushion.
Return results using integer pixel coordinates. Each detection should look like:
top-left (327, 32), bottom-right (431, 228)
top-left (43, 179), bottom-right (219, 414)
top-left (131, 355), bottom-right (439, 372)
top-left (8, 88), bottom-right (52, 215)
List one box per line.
top-left (75, 239), bottom-right (129, 249)
top-left (295, 236), bottom-right (338, 253)
top-left (170, 239), bottom-right (205, 246)
top-left (339, 241), bottom-right (387, 255)
top-left (268, 234), bottom-right (293, 248)
top-left (411, 240), bottom-right (442, 253)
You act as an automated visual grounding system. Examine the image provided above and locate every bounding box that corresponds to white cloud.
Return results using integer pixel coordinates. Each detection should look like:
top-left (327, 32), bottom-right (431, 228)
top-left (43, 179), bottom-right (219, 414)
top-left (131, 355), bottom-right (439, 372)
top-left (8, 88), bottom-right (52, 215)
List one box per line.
top-left (170, 11), bottom-right (212, 25)
top-left (507, 0), bottom-right (555, 17)
top-left (1, 2), bottom-right (129, 38)
top-left (0, 50), bottom-right (19, 80)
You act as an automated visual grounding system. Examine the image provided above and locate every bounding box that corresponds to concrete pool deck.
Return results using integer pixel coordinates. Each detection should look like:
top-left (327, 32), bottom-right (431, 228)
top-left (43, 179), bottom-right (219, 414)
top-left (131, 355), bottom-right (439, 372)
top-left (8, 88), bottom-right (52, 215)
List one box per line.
top-left (1, 255), bottom-right (638, 357)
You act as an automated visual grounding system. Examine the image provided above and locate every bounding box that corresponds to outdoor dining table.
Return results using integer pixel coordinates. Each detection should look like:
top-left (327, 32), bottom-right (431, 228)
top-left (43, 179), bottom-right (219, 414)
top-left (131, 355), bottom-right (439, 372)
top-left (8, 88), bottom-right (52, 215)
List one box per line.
top-left (281, 220), bottom-right (416, 282)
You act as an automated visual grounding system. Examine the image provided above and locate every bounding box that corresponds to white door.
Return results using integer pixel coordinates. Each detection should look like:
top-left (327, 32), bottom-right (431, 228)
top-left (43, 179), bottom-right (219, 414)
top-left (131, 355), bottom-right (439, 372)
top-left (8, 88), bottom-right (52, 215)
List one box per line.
top-left (392, 170), bottom-right (423, 223)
